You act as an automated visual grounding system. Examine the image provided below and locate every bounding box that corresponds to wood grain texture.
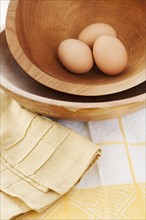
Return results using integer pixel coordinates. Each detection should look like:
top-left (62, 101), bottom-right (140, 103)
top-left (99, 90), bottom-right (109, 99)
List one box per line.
top-left (5, 0), bottom-right (145, 96)
top-left (1, 31), bottom-right (145, 121)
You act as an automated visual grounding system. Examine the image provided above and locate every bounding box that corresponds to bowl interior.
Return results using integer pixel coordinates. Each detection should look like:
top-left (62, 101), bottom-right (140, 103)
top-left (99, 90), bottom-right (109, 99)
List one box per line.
top-left (1, 31), bottom-right (145, 103)
top-left (14, 0), bottom-right (145, 86)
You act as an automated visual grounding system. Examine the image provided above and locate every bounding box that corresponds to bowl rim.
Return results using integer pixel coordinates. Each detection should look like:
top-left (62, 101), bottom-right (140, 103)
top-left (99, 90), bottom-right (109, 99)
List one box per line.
top-left (5, 0), bottom-right (146, 96)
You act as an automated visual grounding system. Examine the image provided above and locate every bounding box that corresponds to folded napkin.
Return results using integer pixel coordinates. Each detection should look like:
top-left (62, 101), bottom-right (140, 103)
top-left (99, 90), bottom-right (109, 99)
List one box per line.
top-left (0, 93), bottom-right (101, 219)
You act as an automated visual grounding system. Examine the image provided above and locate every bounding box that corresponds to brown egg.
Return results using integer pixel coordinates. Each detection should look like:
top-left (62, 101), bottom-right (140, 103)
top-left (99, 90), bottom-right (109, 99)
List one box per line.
top-left (93, 35), bottom-right (128, 75)
top-left (78, 23), bottom-right (117, 48)
top-left (58, 39), bottom-right (93, 74)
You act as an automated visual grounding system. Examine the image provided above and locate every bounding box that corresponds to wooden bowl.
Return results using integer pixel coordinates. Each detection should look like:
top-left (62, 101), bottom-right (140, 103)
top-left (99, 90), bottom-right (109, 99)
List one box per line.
top-left (1, 31), bottom-right (145, 121)
top-left (5, 0), bottom-right (145, 96)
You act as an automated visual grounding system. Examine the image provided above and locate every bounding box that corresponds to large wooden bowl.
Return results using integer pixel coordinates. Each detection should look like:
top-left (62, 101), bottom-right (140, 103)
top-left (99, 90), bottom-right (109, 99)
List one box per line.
top-left (5, 0), bottom-right (145, 96)
top-left (1, 31), bottom-right (145, 121)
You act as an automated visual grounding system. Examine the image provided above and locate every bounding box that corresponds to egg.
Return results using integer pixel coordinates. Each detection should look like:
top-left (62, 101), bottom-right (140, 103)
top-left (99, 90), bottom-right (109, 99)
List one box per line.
top-left (93, 35), bottom-right (128, 75)
top-left (78, 23), bottom-right (117, 48)
top-left (58, 39), bottom-right (93, 74)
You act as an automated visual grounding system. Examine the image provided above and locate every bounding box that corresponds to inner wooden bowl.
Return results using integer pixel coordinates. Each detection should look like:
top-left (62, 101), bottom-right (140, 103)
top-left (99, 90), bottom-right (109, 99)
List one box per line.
top-left (6, 0), bottom-right (145, 96)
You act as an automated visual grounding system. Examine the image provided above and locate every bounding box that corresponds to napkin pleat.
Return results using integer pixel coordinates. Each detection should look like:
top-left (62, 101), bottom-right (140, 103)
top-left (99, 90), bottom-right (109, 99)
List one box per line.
top-left (1, 161), bottom-right (20, 189)
top-left (1, 159), bottom-right (60, 212)
top-left (1, 161), bottom-right (7, 172)
top-left (1, 191), bottom-right (31, 220)
top-left (13, 124), bottom-right (71, 176)
top-left (1, 94), bottom-right (37, 151)
top-left (1, 156), bottom-right (48, 192)
top-left (1, 116), bottom-right (55, 166)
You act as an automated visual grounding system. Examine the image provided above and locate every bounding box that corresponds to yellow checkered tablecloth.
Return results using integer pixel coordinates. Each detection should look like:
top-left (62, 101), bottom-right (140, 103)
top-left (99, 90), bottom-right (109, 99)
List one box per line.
top-left (16, 108), bottom-right (145, 220)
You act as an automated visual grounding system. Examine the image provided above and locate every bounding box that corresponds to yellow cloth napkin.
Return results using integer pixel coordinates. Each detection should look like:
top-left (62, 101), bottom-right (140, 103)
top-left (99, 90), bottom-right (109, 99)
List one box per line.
top-left (0, 93), bottom-right (101, 219)
top-left (1, 122), bottom-right (100, 194)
